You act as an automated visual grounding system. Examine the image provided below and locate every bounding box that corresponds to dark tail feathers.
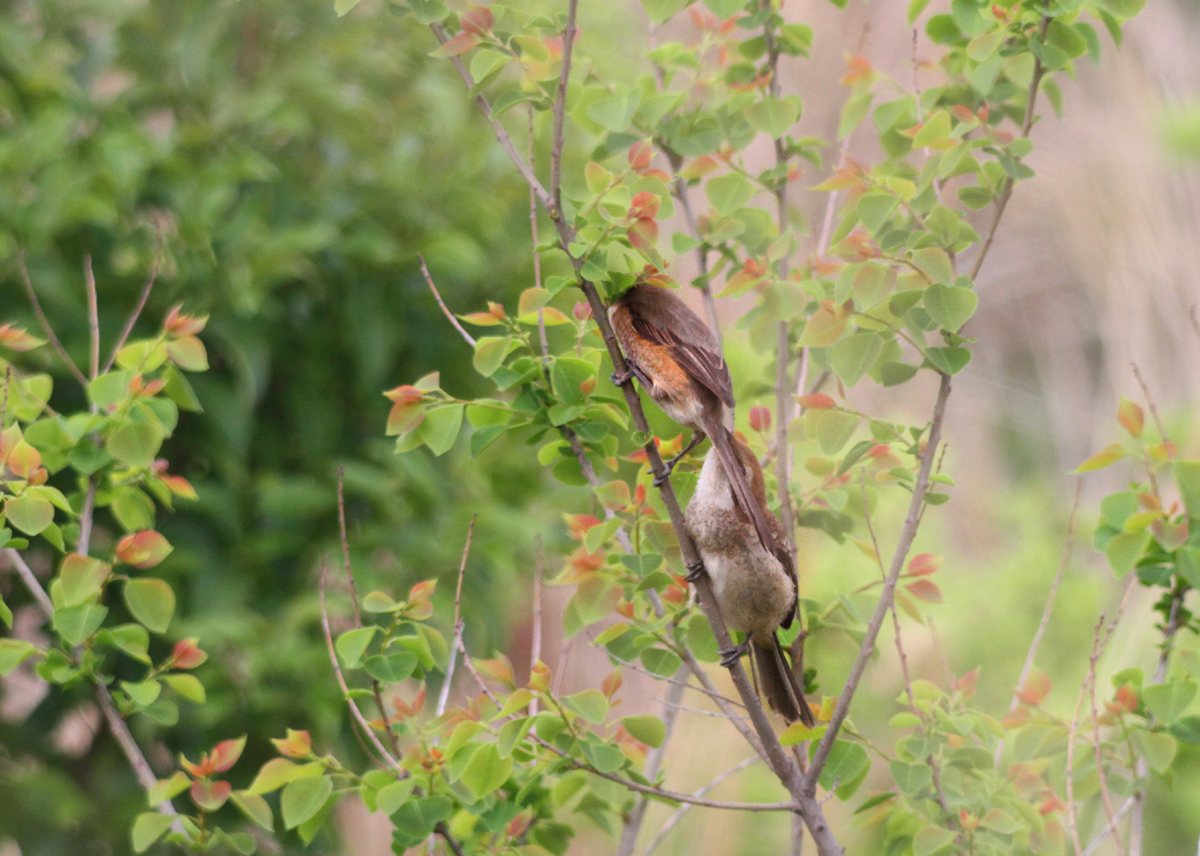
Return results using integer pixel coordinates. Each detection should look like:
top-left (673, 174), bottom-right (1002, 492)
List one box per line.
top-left (751, 636), bottom-right (815, 726)
top-left (708, 425), bottom-right (776, 557)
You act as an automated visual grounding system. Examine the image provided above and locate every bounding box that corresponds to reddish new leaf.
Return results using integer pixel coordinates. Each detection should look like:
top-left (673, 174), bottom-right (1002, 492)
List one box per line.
top-left (748, 405), bottom-right (771, 432)
top-left (459, 5), bottom-right (493, 35)
top-left (191, 779), bottom-right (232, 812)
top-left (628, 140), bottom-right (653, 171)
top-left (210, 736), bottom-right (247, 773)
top-left (171, 638), bottom-right (208, 670)
top-left (116, 530), bottom-right (173, 569)
top-left (795, 393), bottom-right (836, 410)
top-left (908, 553), bottom-right (942, 576)
top-left (905, 578), bottom-right (942, 603)
top-left (430, 32), bottom-right (477, 58)
top-left (1117, 397), bottom-right (1144, 437)
top-left (1016, 669), bottom-right (1051, 706)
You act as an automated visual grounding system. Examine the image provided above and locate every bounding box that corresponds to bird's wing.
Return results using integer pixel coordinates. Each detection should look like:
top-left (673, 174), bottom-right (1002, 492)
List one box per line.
top-left (629, 310), bottom-right (735, 409)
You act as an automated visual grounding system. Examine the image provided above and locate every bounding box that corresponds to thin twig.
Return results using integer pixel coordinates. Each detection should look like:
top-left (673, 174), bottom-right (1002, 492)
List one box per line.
top-left (807, 374), bottom-right (952, 788)
top-left (642, 756), bottom-right (761, 856)
top-left (419, 255), bottom-right (476, 348)
top-left (319, 558), bottom-right (405, 775)
top-left (84, 257), bottom-right (99, 381)
top-left (616, 664), bottom-right (688, 856)
top-left (529, 106), bottom-right (549, 358)
top-left (968, 15), bottom-right (1050, 281)
top-left (530, 539), bottom-right (543, 717)
top-left (1088, 616), bottom-right (1128, 856)
top-left (103, 226), bottom-right (164, 373)
top-left (1082, 797), bottom-right (1137, 856)
top-left (995, 482), bottom-right (1081, 766)
top-left (6, 548), bottom-right (182, 830)
top-left (549, 0), bottom-right (578, 217)
top-left (16, 251), bottom-right (88, 388)
top-left (1130, 363), bottom-right (1171, 455)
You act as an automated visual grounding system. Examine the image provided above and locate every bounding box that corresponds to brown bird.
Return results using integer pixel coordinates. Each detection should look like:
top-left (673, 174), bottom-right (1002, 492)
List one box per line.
top-left (684, 434), bottom-right (815, 726)
top-left (608, 282), bottom-right (775, 555)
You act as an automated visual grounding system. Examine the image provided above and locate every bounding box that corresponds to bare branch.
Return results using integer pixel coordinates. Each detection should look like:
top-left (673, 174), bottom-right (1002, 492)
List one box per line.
top-left (319, 558), bottom-right (406, 776)
top-left (427, 23), bottom-right (554, 212)
top-left (16, 251), bottom-right (88, 389)
top-left (969, 15), bottom-right (1050, 281)
top-left (642, 756), bottom-right (761, 856)
top-left (103, 227), bottom-right (164, 374)
top-left (1088, 614), bottom-right (1128, 856)
top-left (1130, 363), bottom-right (1172, 455)
top-left (419, 255), bottom-right (476, 348)
top-left (6, 548), bottom-right (182, 830)
top-left (530, 538), bottom-right (544, 717)
top-left (84, 257), bottom-right (100, 380)
top-left (808, 373), bottom-right (952, 787)
top-left (549, 0), bottom-right (579, 217)
top-left (528, 106), bottom-right (549, 358)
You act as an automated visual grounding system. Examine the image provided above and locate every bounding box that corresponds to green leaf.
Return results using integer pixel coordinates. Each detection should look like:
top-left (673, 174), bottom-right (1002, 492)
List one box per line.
top-left (812, 739), bottom-right (870, 799)
top-left (116, 341), bottom-right (168, 372)
top-left (1144, 681), bottom-right (1196, 723)
top-left (551, 358), bottom-right (595, 406)
top-left (889, 759), bottom-right (932, 794)
top-left (816, 411), bottom-right (859, 455)
top-left (162, 365), bottom-right (202, 412)
top-left (364, 651), bottom-right (419, 683)
top-left (460, 743), bottom-right (513, 800)
top-left (336, 626), bottom-right (379, 668)
top-left (1169, 716), bottom-right (1200, 744)
top-left (123, 578), bottom-right (176, 633)
top-left (121, 679), bottom-right (162, 708)
top-left (907, 0), bottom-right (932, 24)
top-left (111, 486), bottom-right (156, 532)
top-left (924, 347), bottom-right (972, 375)
top-left (89, 370), bottom-right (133, 410)
top-left (108, 419), bottom-right (165, 469)
top-left (621, 715), bottom-right (666, 748)
top-left (164, 673), bottom-right (206, 704)
top-left (418, 404), bottom-right (464, 456)
top-left (1177, 547), bottom-right (1200, 590)
top-left (588, 90), bottom-right (641, 132)
top-left (745, 97), bottom-right (801, 139)
top-left (59, 554), bottom-right (111, 606)
top-left (281, 775), bottom-right (333, 829)
top-left (562, 689), bottom-right (609, 724)
top-left (231, 790), bottom-right (274, 831)
top-left (913, 825), bottom-right (957, 856)
top-left (4, 494), bottom-right (55, 535)
top-left (910, 247), bottom-right (953, 285)
top-left (1105, 530), bottom-right (1150, 577)
top-left (376, 778), bottom-right (417, 815)
top-left (857, 194), bottom-right (900, 235)
top-left (642, 0), bottom-right (691, 24)
top-left (706, 174), bottom-right (755, 215)
top-left (1131, 728), bottom-right (1177, 773)
top-left (923, 284), bottom-right (977, 333)
top-left (132, 812), bottom-right (175, 853)
top-left (640, 646), bottom-right (683, 677)
top-left (473, 336), bottom-right (514, 378)
top-left (1175, 462), bottom-right (1200, 520)
top-left (830, 333), bottom-right (882, 386)
top-left (52, 604), bottom-right (108, 647)
top-left (0, 639), bottom-right (37, 675)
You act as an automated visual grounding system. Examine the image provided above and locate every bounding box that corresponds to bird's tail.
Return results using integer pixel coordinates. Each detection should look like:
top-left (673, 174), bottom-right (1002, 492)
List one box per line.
top-left (751, 636), bottom-right (815, 726)
top-left (708, 424), bottom-right (776, 556)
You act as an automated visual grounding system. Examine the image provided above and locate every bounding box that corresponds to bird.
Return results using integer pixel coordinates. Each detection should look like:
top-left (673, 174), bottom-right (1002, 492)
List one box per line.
top-left (684, 432), bottom-right (815, 726)
top-left (607, 281), bottom-right (776, 556)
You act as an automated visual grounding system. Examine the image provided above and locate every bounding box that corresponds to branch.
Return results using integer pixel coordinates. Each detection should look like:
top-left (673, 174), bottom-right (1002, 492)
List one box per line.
top-left (419, 255), bottom-right (476, 348)
top-left (16, 251), bottom-right (88, 389)
top-left (84, 257), bottom-right (100, 380)
top-left (549, 0), bottom-right (578, 217)
top-left (103, 226), bottom-right (164, 374)
top-left (807, 373), bottom-right (952, 787)
top-left (968, 15), bottom-right (1050, 282)
top-left (642, 756), bottom-right (760, 856)
top-left (5, 548), bottom-right (182, 829)
top-left (427, 23), bottom-right (553, 213)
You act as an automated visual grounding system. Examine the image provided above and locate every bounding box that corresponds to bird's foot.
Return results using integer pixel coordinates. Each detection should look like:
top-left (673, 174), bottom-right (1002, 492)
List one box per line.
top-left (684, 559), bottom-right (706, 582)
top-left (719, 640), bottom-right (751, 669)
top-left (610, 368), bottom-right (635, 387)
top-left (652, 458), bottom-right (676, 487)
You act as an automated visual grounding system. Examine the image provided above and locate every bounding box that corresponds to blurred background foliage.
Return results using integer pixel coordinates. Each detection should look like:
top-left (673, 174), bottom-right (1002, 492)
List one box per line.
top-left (1, 0), bottom-right (1200, 853)
top-left (0, 0), bottom-right (564, 851)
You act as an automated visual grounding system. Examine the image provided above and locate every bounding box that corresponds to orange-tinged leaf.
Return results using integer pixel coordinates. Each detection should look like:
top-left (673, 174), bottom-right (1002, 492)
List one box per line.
top-left (1016, 669), bottom-right (1051, 706)
top-left (679, 155), bottom-right (720, 181)
top-left (171, 638), bottom-right (208, 670)
top-left (163, 306), bottom-right (207, 337)
top-left (384, 384), bottom-right (424, 405)
top-left (475, 656), bottom-right (515, 688)
top-left (1150, 518), bottom-right (1188, 552)
top-left (6, 439), bottom-right (41, 478)
top-left (628, 140), bottom-right (653, 171)
top-left (748, 405), bottom-right (771, 432)
top-left (905, 578), bottom-right (942, 603)
top-left (955, 668), bottom-right (979, 700)
top-left (430, 31), bottom-right (477, 58)
top-left (116, 530), bottom-right (174, 569)
top-left (601, 667), bottom-right (623, 699)
top-left (908, 553), bottom-right (942, 576)
top-left (459, 5), bottom-right (493, 35)
top-left (0, 323), bottom-right (46, 351)
top-left (1117, 397), bottom-right (1144, 437)
top-left (628, 217), bottom-right (658, 249)
top-left (795, 393), bottom-right (836, 410)
top-left (564, 514), bottom-right (601, 540)
top-left (1114, 683), bottom-right (1138, 713)
top-left (387, 400), bottom-right (426, 436)
top-left (528, 660), bottom-right (551, 692)
top-left (1072, 443), bottom-right (1126, 473)
top-left (191, 779), bottom-right (232, 811)
top-left (160, 474), bottom-right (198, 500)
top-left (629, 192), bottom-right (661, 219)
top-left (408, 579), bottom-right (437, 605)
top-left (210, 736), bottom-right (247, 773)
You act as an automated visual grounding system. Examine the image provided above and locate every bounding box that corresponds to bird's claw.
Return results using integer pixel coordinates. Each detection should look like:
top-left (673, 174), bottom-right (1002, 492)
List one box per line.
top-left (719, 640), bottom-right (751, 669)
top-left (684, 560), bottom-right (705, 582)
top-left (610, 368), bottom-right (635, 387)
top-left (652, 460), bottom-right (675, 487)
